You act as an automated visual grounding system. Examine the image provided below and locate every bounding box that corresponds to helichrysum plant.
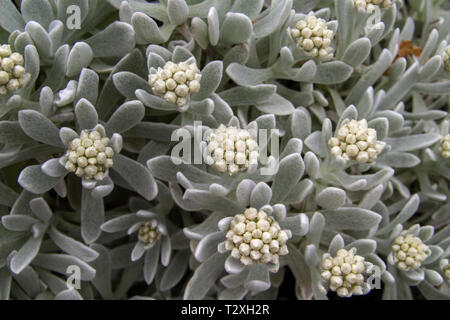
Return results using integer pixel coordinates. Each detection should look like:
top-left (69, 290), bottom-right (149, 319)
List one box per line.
top-left (0, 0), bottom-right (449, 301)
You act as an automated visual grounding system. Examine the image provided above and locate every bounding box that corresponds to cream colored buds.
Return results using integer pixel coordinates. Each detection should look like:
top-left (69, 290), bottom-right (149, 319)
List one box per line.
top-left (149, 60), bottom-right (202, 107)
top-left (392, 234), bottom-right (431, 271)
top-left (64, 130), bottom-right (114, 181)
top-left (321, 248), bottom-right (370, 298)
top-left (443, 45), bottom-right (450, 72)
top-left (439, 134), bottom-right (450, 159)
top-left (329, 119), bottom-right (385, 163)
top-left (353, 0), bottom-right (393, 13)
top-left (205, 124), bottom-right (259, 175)
top-left (225, 208), bottom-right (290, 268)
top-left (290, 14), bottom-right (334, 59)
top-left (138, 220), bottom-right (161, 244)
top-left (0, 44), bottom-right (31, 95)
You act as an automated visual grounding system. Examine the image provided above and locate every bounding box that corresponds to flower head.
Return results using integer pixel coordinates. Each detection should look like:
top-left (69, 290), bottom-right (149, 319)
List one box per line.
top-left (63, 129), bottom-right (114, 181)
top-left (138, 219), bottom-right (162, 244)
top-left (392, 234), bottom-right (431, 271)
top-left (353, 0), bottom-right (394, 13)
top-left (224, 208), bottom-right (290, 270)
top-left (444, 262), bottom-right (450, 281)
top-left (290, 14), bottom-right (334, 59)
top-left (205, 124), bottom-right (259, 175)
top-left (329, 119), bottom-right (385, 163)
top-left (321, 248), bottom-right (371, 298)
top-left (439, 133), bottom-right (450, 158)
top-left (0, 44), bottom-right (31, 95)
top-left (443, 45), bottom-right (450, 72)
top-left (149, 60), bottom-right (202, 107)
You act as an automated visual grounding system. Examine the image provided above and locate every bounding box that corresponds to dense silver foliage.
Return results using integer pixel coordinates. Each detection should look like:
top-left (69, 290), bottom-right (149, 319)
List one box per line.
top-left (0, 0), bottom-right (449, 300)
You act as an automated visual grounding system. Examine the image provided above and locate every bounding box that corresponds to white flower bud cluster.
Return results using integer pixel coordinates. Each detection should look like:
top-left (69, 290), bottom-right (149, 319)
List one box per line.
top-left (443, 45), bottom-right (450, 72)
top-left (224, 208), bottom-right (290, 267)
top-left (64, 130), bottom-right (114, 181)
top-left (444, 262), bottom-right (450, 281)
top-left (321, 248), bottom-right (369, 298)
top-left (149, 61), bottom-right (202, 107)
top-left (138, 220), bottom-right (161, 244)
top-left (353, 0), bottom-right (393, 13)
top-left (392, 234), bottom-right (431, 271)
top-left (328, 119), bottom-right (386, 163)
top-left (439, 134), bottom-right (450, 159)
top-left (205, 124), bottom-right (259, 175)
top-left (290, 15), bottom-right (334, 59)
top-left (0, 44), bottom-right (31, 95)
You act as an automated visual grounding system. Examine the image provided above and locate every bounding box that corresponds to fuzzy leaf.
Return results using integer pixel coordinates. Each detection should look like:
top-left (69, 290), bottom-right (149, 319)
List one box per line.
top-left (18, 110), bottom-right (64, 148)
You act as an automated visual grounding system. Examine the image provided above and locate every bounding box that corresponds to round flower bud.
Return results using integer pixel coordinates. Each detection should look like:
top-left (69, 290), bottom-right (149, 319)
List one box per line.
top-left (439, 134), bottom-right (450, 159)
top-left (321, 248), bottom-right (370, 298)
top-left (392, 233), bottom-right (431, 271)
top-left (205, 125), bottom-right (259, 175)
top-left (148, 60), bottom-right (202, 107)
top-left (138, 220), bottom-right (162, 244)
top-left (222, 208), bottom-right (291, 270)
top-left (290, 14), bottom-right (335, 59)
top-left (329, 119), bottom-right (385, 163)
top-left (353, 0), bottom-right (393, 12)
top-left (64, 129), bottom-right (115, 181)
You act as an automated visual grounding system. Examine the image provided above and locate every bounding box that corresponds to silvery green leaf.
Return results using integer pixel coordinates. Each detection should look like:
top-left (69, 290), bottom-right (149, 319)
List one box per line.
top-left (49, 226), bottom-right (98, 262)
top-left (304, 152), bottom-right (320, 180)
top-left (423, 246), bottom-right (443, 265)
top-left (304, 244), bottom-right (319, 267)
top-left (220, 85), bottom-right (276, 106)
top-left (10, 236), bottom-right (43, 274)
top-left (368, 117), bottom-right (388, 140)
top-left (172, 46), bottom-right (194, 63)
top-left (413, 81), bottom-right (450, 95)
top-left (419, 29), bottom-right (438, 64)
top-left (81, 188), bottom-right (104, 244)
top-left (1, 215), bottom-right (37, 232)
top-left (167, 0), bottom-right (189, 25)
top-left (192, 61), bottom-right (223, 101)
top-left (207, 7), bottom-right (220, 46)
top-left (307, 212), bottom-right (325, 247)
top-left (385, 134), bottom-right (441, 152)
top-left (112, 154), bottom-right (158, 201)
top-left (29, 197), bottom-right (52, 222)
top-left (161, 236), bottom-right (171, 267)
top-left (183, 252), bottom-right (227, 300)
top-left (250, 182), bottom-right (272, 209)
top-left (231, 0), bottom-right (264, 19)
top-left (113, 71), bottom-right (152, 100)
top-left (253, 0), bottom-right (291, 38)
top-left (0, 0), bottom-right (24, 33)
top-left (244, 263), bottom-right (270, 294)
top-left (312, 61), bottom-right (353, 84)
top-left (359, 185), bottom-right (384, 210)
top-left (75, 68), bottom-right (99, 106)
top-left (194, 231), bottom-right (224, 262)
top-left (271, 154), bottom-right (304, 203)
top-left (255, 93), bottom-right (295, 116)
top-left (55, 289), bottom-right (83, 300)
top-left (403, 268), bottom-right (424, 285)
top-left (32, 253), bottom-right (96, 281)
top-left (21, 0), bottom-right (53, 29)
top-left (86, 22), bottom-right (135, 57)
top-left (379, 62), bottom-right (419, 109)
top-left (221, 12), bottom-right (252, 45)
top-left (189, 99), bottom-right (214, 115)
top-left (159, 250), bottom-right (190, 291)
top-left (144, 241), bottom-right (160, 284)
top-left (66, 42), bottom-right (93, 77)
top-left (322, 207), bottom-right (382, 231)
top-left (316, 187), bottom-right (346, 210)
top-left (75, 99), bottom-right (98, 131)
top-left (18, 165), bottom-right (62, 194)
top-left (226, 63), bottom-right (273, 86)
top-left (191, 17), bottom-right (209, 49)
top-left (280, 214), bottom-right (309, 236)
top-left (284, 178), bottom-right (314, 204)
top-left (417, 281), bottom-right (449, 300)
top-left (183, 189), bottom-right (243, 213)
top-left (0, 121), bottom-right (31, 145)
top-left (346, 49), bottom-right (393, 105)
top-left (18, 110), bottom-right (64, 148)
top-left (345, 239), bottom-right (376, 256)
top-left (0, 181), bottom-right (18, 207)
top-left (377, 152), bottom-right (420, 168)
top-left (41, 158), bottom-right (67, 178)
top-left (291, 108), bottom-right (311, 140)
top-left (418, 55), bottom-right (442, 81)
top-left (25, 21), bottom-right (52, 58)
top-left (132, 13), bottom-right (166, 45)
top-left (343, 37), bottom-right (372, 68)
top-left (423, 269), bottom-right (443, 286)
top-left (328, 234), bottom-right (345, 256)
top-left (106, 101), bottom-right (145, 134)
top-left (304, 131), bottom-right (326, 158)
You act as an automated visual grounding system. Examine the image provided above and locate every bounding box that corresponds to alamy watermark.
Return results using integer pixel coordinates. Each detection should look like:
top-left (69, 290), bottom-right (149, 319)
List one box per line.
top-left (170, 121), bottom-right (281, 175)
top-left (66, 5), bottom-right (81, 30)
top-left (66, 265), bottom-right (81, 290)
